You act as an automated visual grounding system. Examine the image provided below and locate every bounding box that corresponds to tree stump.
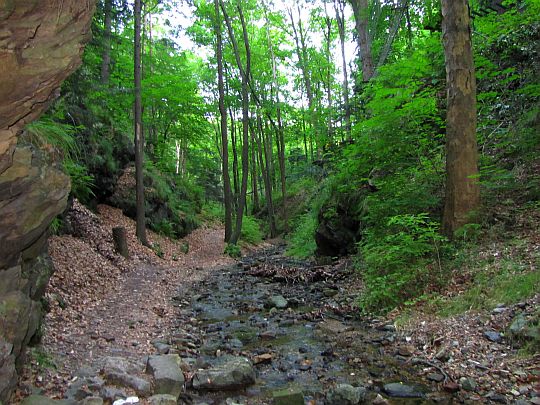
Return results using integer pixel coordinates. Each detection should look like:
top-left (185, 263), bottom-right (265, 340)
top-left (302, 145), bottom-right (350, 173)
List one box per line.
top-left (112, 227), bottom-right (129, 258)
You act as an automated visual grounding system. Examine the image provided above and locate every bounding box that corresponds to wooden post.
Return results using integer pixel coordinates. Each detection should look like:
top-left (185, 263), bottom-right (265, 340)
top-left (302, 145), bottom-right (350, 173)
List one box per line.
top-left (112, 227), bottom-right (129, 258)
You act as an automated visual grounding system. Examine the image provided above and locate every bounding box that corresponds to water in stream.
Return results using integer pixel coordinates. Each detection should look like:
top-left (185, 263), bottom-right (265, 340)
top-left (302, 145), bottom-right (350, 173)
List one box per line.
top-left (174, 247), bottom-right (453, 405)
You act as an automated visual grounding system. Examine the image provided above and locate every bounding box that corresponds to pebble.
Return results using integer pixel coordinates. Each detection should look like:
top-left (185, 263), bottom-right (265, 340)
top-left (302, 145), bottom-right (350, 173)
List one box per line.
top-left (483, 331), bottom-right (502, 343)
top-left (427, 373), bottom-right (445, 383)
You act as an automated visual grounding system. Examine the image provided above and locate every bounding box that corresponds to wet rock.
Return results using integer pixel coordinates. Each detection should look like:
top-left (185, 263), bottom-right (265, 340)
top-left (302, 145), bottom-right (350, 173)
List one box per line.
top-left (271, 387), bottom-right (304, 405)
top-left (153, 341), bottom-right (171, 355)
top-left (146, 355), bottom-right (185, 399)
top-left (397, 345), bottom-right (415, 357)
top-left (427, 373), bottom-right (445, 383)
top-left (326, 384), bottom-right (367, 404)
top-left (372, 394), bottom-right (389, 405)
top-left (268, 295), bottom-right (288, 309)
top-left (259, 330), bottom-right (277, 340)
top-left (486, 392), bottom-right (508, 403)
top-left (252, 353), bottom-right (273, 365)
top-left (383, 382), bottom-right (425, 398)
top-left (65, 376), bottom-right (104, 400)
top-left (434, 348), bottom-right (450, 362)
top-left (509, 314), bottom-right (539, 341)
top-left (442, 381), bottom-right (459, 393)
top-left (318, 319), bottom-right (351, 334)
top-left (192, 356), bottom-right (255, 391)
top-left (483, 331), bottom-right (502, 343)
top-left (100, 387), bottom-right (127, 403)
top-left (492, 306), bottom-right (507, 314)
top-left (147, 394), bottom-right (177, 405)
top-left (101, 357), bottom-right (139, 376)
top-left (103, 371), bottom-right (152, 397)
top-left (459, 377), bottom-right (476, 391)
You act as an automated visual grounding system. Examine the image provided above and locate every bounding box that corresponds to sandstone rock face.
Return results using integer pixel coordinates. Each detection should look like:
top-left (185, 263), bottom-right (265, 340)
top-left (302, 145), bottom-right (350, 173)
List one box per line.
top-left (0, 1), bottom-right (95, 402)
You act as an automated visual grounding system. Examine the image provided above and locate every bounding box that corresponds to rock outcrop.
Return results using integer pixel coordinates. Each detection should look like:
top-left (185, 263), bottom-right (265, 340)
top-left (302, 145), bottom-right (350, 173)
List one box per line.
top-left (0, 1), bottom-right (95, 402)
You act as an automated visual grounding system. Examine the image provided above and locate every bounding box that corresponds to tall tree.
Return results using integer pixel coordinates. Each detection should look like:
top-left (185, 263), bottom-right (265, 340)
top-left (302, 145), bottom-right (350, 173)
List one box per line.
top-left (441, 0), bottom-right (480, 235)
top-left (134, 0), bottom-right (149, 246)
top-left (220, 0), bottom-right (251, 245)
top-left (214, 0), bottom-right (233, 242)
top-left (101, 0), bottom-right (113, 84)
top-left (349, 0), bottom-right (374, 81)
top-left (334, 0), bottom-right (351, 138)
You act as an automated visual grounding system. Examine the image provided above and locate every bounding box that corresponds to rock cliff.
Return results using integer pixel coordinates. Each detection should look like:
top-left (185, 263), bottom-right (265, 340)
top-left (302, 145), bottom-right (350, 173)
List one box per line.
top-left (0, 1), bottom-right (95, 401)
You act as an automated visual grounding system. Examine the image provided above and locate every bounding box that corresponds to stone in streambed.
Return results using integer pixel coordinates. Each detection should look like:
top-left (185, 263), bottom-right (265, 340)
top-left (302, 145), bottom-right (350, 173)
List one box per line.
top-left (271, 387), bottom-right (304, 405)
top-left (326, 384), bottom-right (367, 404)
top-left (146, 355), bottom-right (185, 399)
top-left (427, 373), bottom-right (445, 383)
top-left (483, 331), bottom-right (502, 343)
top-left (147, 394), bottom-right (178, 405)
top-left (192, 356), bottom-right (255, 391)
top-left (459, 377), bottom-right (476, 391)
top-left (383, 382), bottom-right (425, 398)
top-left (102, 371), bottom-right (152, 397)
top-left (267, 295), bottom-right (288, 309)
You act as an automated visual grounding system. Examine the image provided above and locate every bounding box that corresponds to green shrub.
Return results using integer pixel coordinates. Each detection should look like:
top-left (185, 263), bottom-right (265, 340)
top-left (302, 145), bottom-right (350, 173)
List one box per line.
top-left (240, 215), bottom-right (263, 245)
top-left (63, 159), bottom-right (95, 203)
top-left (200, 202), bottom-right (225, 223)
top-left (358, 213), bottom-right (447, 313)
top-left (224, 243), bottom-right (241, 258)
top-left (153, 219), bottom-right (176, 238)
top-left (286, 213), bottom-right (318, 259)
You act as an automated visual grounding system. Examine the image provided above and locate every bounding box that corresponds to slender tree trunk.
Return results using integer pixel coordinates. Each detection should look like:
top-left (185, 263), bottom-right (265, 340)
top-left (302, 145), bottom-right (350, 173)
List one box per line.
top-left (256, 112), bottom-right (277, 237)
top-left (335, 0), bottom-right (351, 139)
top-left (289, 6), bottom-right (319, 157)
top-left (323, 2), bottom-right (334, 142)
top-left (441, 0), bottom-right (480, 236)
top-left (134, 0), bottom-right (148, 246)
top-left (264, 10), bottom-right (287, 231)
top-left (229, 108), bottom-right (240, 211)
top-left (214, 0), bottom-right (232, 242)
top-left (349, 0), bottom-right (374, 81)
top-left (101, 0), bottom-right (113, 84)
top-left (220, 0), bottom-right (250, 245)
top-left (250, 126), bottom-right (259, 214)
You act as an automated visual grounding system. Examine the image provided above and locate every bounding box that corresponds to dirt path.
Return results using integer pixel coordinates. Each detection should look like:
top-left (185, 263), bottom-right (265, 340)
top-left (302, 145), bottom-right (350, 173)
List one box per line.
top-left (18, 202), bottom-right (239, 399)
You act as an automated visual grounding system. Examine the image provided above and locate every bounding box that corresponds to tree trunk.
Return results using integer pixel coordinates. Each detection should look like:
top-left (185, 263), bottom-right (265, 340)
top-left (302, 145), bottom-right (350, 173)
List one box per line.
top-left (335, 0), bottom-right (351, 139)
top-left (214, 0), bottom-right (233, 242)
top-left (256, 112), bottom-right (277, 238)
top-left (229, 108), bottom-right (240, 211)
top-left (323, 2), bottom-right (334, 142)
top-left (101, 0), bottom-right (113, 85)
top-left (134, 0), bottom-right (148, 246)
top-left (441, 0), bottom-right (480, 236)
top-left (264, 12), bottom-right (288, 231)
top-left (250, 128), bottom-right (259, 214)
top-left (289, 6), bottom-right (319, 156)
top-left (112, 227), bottom-right (129, 258)
top-left (220, 0), bottom-right (251, 245)
top-left (349, 0), bottom-right (374, 81)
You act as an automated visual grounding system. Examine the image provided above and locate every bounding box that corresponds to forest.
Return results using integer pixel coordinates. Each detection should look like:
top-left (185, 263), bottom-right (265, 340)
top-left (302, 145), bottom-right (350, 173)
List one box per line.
top-left (0, 0), bottom-right (538, 403)
top-left (32, 0), bottom-right (538, 311)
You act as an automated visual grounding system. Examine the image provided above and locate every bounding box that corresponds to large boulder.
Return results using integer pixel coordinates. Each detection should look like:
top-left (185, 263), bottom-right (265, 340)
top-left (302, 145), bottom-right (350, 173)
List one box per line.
top-left (0, 1), bottom-right (95, 402)
top-left (192, 356), bottom-right (255, 391)
top-left (146, 355), bottom-right (185, 399)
